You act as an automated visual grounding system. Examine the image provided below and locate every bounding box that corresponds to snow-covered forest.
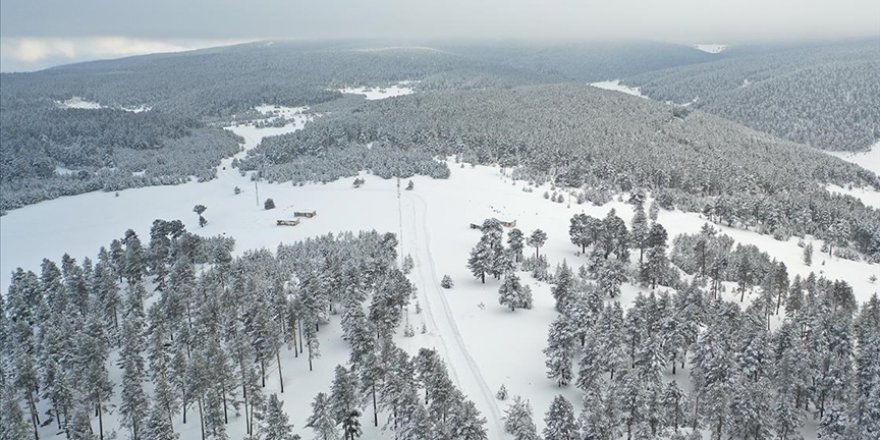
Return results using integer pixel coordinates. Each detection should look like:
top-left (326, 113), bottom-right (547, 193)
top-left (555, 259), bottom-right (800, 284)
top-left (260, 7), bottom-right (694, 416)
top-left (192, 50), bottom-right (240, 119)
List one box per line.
top-left (1, 35), bottom-right (879, 440)
top-left (623, 40), bottom-right (880, 151)
top-left (4, 40), bottom-right (879, 212)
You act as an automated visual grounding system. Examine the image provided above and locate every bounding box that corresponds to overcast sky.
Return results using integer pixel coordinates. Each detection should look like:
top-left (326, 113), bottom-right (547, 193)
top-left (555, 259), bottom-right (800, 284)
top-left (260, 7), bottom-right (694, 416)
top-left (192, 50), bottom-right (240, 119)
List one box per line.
top-left (2, 0), bottom-right (878, 71)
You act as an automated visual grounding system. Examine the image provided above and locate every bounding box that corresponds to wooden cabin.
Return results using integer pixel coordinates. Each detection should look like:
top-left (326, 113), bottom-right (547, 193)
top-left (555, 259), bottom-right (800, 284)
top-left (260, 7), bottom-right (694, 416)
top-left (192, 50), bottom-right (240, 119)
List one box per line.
top-left (294, 211), bottom-right (317, 218)
top-left (492, 218), bottom-right (517, 228)
top-left (276, 219), bottom-right (300, 226)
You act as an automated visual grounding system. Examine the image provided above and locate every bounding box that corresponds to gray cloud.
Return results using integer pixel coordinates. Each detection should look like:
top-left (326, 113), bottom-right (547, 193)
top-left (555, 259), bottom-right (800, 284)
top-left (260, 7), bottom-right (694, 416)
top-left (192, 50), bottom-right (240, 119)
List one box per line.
top-left (2, 0), bottom-right (878, 71)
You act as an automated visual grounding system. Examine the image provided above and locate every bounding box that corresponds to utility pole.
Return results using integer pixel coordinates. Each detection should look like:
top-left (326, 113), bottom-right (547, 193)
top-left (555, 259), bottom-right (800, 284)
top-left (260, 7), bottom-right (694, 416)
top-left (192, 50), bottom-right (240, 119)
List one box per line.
top-left (397, 177), bottom-right (403, 266)
top-left (254, 180), bottom-right (260, 207)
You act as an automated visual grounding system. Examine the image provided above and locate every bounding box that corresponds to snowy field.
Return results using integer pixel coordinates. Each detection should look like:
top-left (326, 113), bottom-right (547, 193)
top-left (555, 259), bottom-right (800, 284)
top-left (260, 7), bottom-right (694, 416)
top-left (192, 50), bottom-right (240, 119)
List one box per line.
top-left (826, 140), bottom-right (880, 175)
top-left (338, 81), bottom-right (416, 100)
top-left (56, 96), bottom-right (152, 112)
top-left (588, 80), bottom-right (648, 99)
top-left (2, 108), bottom-right (878, 439)
top-left (824, 141), bottom-right (880, 207)
top-left (693, 44), bottom-right (728, 54)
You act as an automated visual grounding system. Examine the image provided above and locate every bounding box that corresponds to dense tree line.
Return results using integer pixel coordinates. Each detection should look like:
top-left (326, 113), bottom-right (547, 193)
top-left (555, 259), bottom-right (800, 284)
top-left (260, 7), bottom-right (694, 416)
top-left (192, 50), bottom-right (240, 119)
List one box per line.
top-left (0, 221), bottom-right (488, 440)
top-left (0, 105), bottom-right (241, 212)
top-left (521, 203), bottom-right (880, 440)
top-left (538, 268), bottom-right (879, 440)
top-left (625, 40), bottom-right (880, 151)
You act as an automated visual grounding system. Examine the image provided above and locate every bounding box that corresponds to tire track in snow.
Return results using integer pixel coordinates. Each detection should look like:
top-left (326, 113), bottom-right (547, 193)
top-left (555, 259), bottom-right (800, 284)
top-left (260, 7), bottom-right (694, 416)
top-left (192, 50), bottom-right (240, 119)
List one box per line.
top-left (404, 193), bottom-right (505, 437)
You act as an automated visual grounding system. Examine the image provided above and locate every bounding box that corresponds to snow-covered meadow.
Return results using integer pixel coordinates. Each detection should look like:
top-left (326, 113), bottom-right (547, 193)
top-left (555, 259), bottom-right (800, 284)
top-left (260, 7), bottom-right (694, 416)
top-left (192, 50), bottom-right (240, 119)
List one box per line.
top-left (824, 141), bottom-right (880, 208)
top-left (2, 101), bottom-right (878, 439)
top-left (588, 80), bottom-right (648, 99)
top-left (56, 96), bottom-right (152, 112)
top-left (693, 44), bottom-right (728, 54)
top-left (338, 81), bottom-right (417, 100)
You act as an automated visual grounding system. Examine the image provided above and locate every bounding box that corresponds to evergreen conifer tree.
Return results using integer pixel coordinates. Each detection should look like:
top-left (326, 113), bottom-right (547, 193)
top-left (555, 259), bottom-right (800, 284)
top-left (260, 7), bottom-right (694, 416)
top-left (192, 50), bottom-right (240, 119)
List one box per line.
top-left (260, 394), bottom-right (301, 440)
top-left (544, 395), bottom-right (579, 440)
top-left (307, 392), bottom-right (340, 440)
top-left (527, 230), bottom-right (548, 259)
top-left (504, 396), bottom-right (540, 440)
top-left (544, 317), bottom-right (575, 386)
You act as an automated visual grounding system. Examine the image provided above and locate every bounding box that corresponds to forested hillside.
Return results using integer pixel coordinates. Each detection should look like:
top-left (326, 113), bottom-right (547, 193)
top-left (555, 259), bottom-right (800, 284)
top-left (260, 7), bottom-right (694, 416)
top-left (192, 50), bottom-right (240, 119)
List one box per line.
top-left (436, 41), bottom-right (722, 81)
top-left (3, 40), bottom-right (879, 214)
top-left (242, 84), bottom-right (880, 259)
top-left (0, 107), bottom-right (241, 212)
top-left (624, 40), bottom-right (880, 151)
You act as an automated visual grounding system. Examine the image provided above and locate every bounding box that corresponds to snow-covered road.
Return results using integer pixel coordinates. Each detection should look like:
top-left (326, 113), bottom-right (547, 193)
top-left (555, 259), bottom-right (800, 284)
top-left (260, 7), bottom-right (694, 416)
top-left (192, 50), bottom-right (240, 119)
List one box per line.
top-left (403, 192), bottom-right (505, 437)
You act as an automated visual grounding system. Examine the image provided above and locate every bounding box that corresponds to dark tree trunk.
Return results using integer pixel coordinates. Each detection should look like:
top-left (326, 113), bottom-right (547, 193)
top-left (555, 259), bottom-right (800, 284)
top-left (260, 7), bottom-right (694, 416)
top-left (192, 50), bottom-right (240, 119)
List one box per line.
top-left (97, 402), bottom-right (104, 440)
top-left (198, 398), bottom-right (206, 440)
top-left (277, 350), bottom-right (285, 392)
top-left (222, 388), bottom-right (228, 424)
top-left (28, 392), bottom-right (40, 440)
top-left (372, 384), bottom-right (379, 427)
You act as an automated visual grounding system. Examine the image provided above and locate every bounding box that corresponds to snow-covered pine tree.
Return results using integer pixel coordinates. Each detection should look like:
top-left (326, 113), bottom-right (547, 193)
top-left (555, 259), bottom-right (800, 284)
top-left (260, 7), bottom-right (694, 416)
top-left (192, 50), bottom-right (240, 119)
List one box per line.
top-left (727, 375), bottom-right (772, 440)
top-left (68, 405), bottom-right (99, 440)
top-left (330, 365), bottom-right (359, 425)
top-left (580, 381), bottom-right (622, 440)
top-left (785, 275), bottom-right (804, 317)
top-left (504, 396), bottom-right (540, 440)
top-left (595, 258), bottom-right (627, 298)
top-left (816, 403), bottom-right (852, 440)
top-left (468, 237), bottom-right (493, 284)
top-left (109, 238), bottom-right (126, 281)
top-left (852, 295), bottom-right (880, 437)
top-left (544, 316), bottom-right (575, 386)
top-left (639, 223), bottom-right (670, 290)
top-left (123, 229), bottom-right (148, 284)
top-left (527, 229), bottom-right (548, 259)
top-left (449, 400), bottom-right (489, 440)
top-left (61, 253), bottom-right (89, 315)
top-left (551, 261), bottom-right (575, 312)
top-left (661, 380), bottom-right (687, 433)
top-left (341, 410), bottom-right (362, 440)
top-left (631, 201), bottom-right (649, 263)
top-left (576, 333), bottom-right (603, 392)
top-left (119, 281), bottom-right (149, 440)
top-left (260, 394), bottom-right (301, 440)
top-left (544, 395), bottom-right (579, 440)
top-left (5, 268), bottom-right (43, 438)
top-left (144, 402), bottom-right (179, 440)
top-left (691, 303), bottom-right (738, 438)
top-left (569, 213), bottom-right (595, 255)
top-left (305, 324), bottom-right (321, 372)
top-left (595, 302), bottom-right (627, 379)
top-left (0, 377), bottom-right (31, 440)
top-left (39, 258), bottom-right (76, 432)
top-left (307, 392), bottom-right (340, 440)
top-left (396, 394), bottom-right (431, 440)
top-left (77, 300), bottom-right (114, 440)
top-left (498, 272), bottom-right (531, 311)
top-left (376, 344), bottom-right (419, 431)
top-left (508, 228), bottom-right (525, 263)
top-left (248, 287), bottom-right (283, 384)
top-left (94, 248), bottom-right (122, 336)
top-left (598, 209), bottom-right (629, 261)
